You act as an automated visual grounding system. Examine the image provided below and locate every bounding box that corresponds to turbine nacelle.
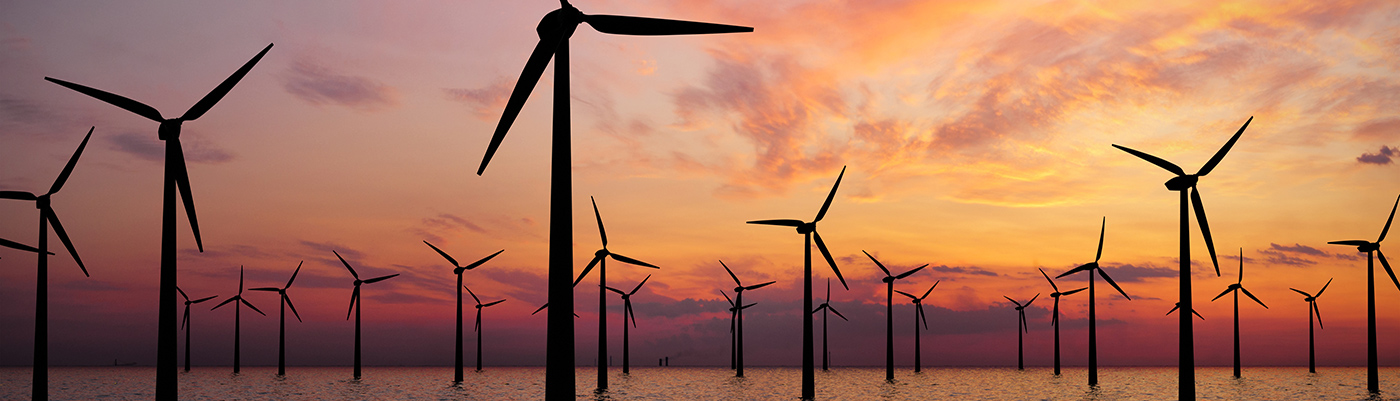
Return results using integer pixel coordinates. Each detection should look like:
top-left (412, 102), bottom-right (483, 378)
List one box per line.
top-left (1164, 175), bottom-right (1199, 191)
top-left (158, 119), bottom-right (183, 140)
top-left (595, 249), bottom-right (610, 259)
top-left (34, 195), bottom-right (49, 210)
top-left (1357, 242), bottom-right (1380, 253)
top-left (797, 222), bottom-right (816, 234)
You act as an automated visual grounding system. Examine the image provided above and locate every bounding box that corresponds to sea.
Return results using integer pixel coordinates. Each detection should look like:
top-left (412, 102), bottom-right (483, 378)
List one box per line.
top-left (1, 366), bottom-right (1397, 400)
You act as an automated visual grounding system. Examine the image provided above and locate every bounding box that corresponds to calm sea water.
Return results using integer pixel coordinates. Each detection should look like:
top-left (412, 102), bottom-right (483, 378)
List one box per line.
top-left (1, 366), bottom-right (1397, 400)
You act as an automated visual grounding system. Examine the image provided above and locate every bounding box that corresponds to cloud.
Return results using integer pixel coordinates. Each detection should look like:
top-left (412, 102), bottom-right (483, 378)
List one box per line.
top-left (926, 264), bottom-right (999, 277)
top-left (1258, 249), bottom-right (1317, 266)
top-left (1100, 263), bottom-right (1177, 283)
top-left (1267, 243), bottom-right (1329, 257)
top-left (1357, 145), bottom-right (1395, 165)
top-left (283, 60), bottom-right (398, 111)
top-left (408, 213), bottom-right (488, 244)
top-left (443, 78), bottom-right (510, 120)
top-left (107, 132), bottom-right (233, 164)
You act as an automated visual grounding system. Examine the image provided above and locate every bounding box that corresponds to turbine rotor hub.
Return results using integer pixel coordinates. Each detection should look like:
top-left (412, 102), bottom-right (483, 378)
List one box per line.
top-left (35, 195), bottom-right (49, 209)
top-left (797, 222), bottom-right (815, 234)
top-left (158, 119), bottom-right (182, 141)
top-left (1228, 284), bottom-right (1241, 289)
top-left (733, 287), bottom-right (744, 293)
top-left (595, 249), bottom-right (609, 258)
top-left (354, 280), bottom-right (362, 286)
top-left (1359, 243), bottom-right (1379, 252)
top-left (881, 276), bottom-right (894, 283)
top-left (1164, 175), bottom-right (1198, 191)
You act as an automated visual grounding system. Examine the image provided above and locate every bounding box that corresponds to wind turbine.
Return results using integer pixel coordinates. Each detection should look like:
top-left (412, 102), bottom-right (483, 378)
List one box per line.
top-left (1290, 278), bottom-right (1330, 373)
top-left (334, 250), bottom-right (399, 379)
top-left (1039, 268), bottom-right (1086, 375)
top-left (209, 266), bottom-right (265, 374)
top-left (1209, 248), bottom-right (1268, 378)
top-left (749, 166), bottom-right (851, 398)
top-left (720, 260), bottom-right (776, 378)
top-left (45, 43), bottom-right (273, 400)
top-left (474, 3), bottom-right (749, 396)
top-left (605, 274), bottom-right (651, 374)
top-left (1328, 194), bottom-right (1399, 393)
top-left (1057, 217), bottom-right (1132, 386)
top-left (719, 289), bottom-right (757, 372)
top-left (865, 250), bottom-right (925, 381)
top-left (424, 241), bottom-right (504, 382)
top-left (1112, 116), bottom-right (1250, 400)
top-left (0, 127), bottom-right (91, 401)
top-left (464, 286), bottom-right (506, 372)
top-left (573, 197), bottom-right (659, 390)
top-left (177, 287), bottom-right (217, 372)
top-left (1005, 294), bottom-right (1040, 371)
top-left (895, 281), bottom-right (937, 373)
top-left (811, 278), bottom-right (849, 371)
top-left (249, 261), bottom-right (304, 376)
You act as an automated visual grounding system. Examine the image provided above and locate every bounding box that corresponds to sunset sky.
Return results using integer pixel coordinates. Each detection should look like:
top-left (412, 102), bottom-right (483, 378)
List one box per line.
top-left (1, 0), bottom-right (1398, 369)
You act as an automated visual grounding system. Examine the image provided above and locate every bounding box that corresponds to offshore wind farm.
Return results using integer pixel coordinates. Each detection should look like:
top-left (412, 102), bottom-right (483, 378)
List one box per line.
top-left (3, 1), bottom-right (1400, 400)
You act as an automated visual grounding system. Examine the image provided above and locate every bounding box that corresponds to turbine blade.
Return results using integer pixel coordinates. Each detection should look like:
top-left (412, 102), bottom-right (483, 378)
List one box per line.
top-left (1196, 116), bottom-right (1251, 176)
top-left (719, 260), bottom-right (741, 286)
top-left (1328, 240), bottom-right (1371, 246)
top-left (815, 166), bottom-right (846, 222)
top-left (287, 261), bottom-right (303, 288)
top-left (630, 274), bottom-right (651, 295)
top-left (583, 14), bottom-right (753, 36)
top-left (241, 298), bottom-right (266, 316)
top-left (475, 310), bottom-right (482, 332)
top-left (813, 231), bottom-right (848, 289)
top-left (1098, 269), bottom-right (1132, 300)
top-left (211, 296), bottom-right (237, 310)
top-left (44, 77), bottom-right (164, 122)
top-left (482, 299), bottom-right (506, 307)
top-left (333, 250), bottom-right (359, 279)
top-left (363, 274), bottom-right (398, 284)
top-left (284, 294), bottom-right (302, 322)
top-left (464, 249), bottom-right (505, 270)
top-left (591, 196), bottom-right (608, 247)
top-left (1060, 287), bottom-right (1087, 296)
top-left (719, 290), bottom-right (734, 306)
top-left (181, 307), bottom-right (190, 330)
top-left (740, 302), bottom-right (757, 310)
top-left (192, 295), bottom-right (218, 304)
top-left (829, 306), bottom-right (849, 321)
top-left (1051, 301), bottom-right (1059, 327)
top-left (895, 265), bottom-right (926, 280)
top-left (347, 287), bottom-right (359, 320)
top-left (812, 304), bottom-right (827, 314)
top-left (1210, 287), bottom-right (1234, 302)
top-left (864, 250), bottom-right (891, 277)
top-left (532, 303), bottom-right (549, 315)
top-left (605, 286), bottom-right (626, 295)
top-left (177, 286), bottom-right (190, 302)
top-left (746, 219), bottom-right (805, 227)
top-left (918, 304), bottom-right (929, 330)
top-left (48, 127), bottom-right (93, 195)
top-left (1240, 287), bottom-right (1268, 309)
top-left (573, 255), bottom-right (603, 287)
top-left (239, 266), bottom-right (245, 291)
top-left (921, 282), bottom-right (937, 299)
top-left (0, 237), bottom-right (44, 254)
top-left (1039, 268), bottom-right (1059, 292)
top-left (1316, 278), bottom-right (1332, 297)
top-left (170, 143), bottom-right (203, 252)
top-left (1191, 187), bottom-right (1220, 276)
top-left (423, 241), bottom-right (459, 267)
top-left (1289, 288), bottom-right (1311, 297)
top-left (1111, 144), bottom-right (1186, 176)
top-left (1021, 311), bottom-right (1028, 333)
top-left (0, 191), bottom-right (38, 200)
top-left (477, 31), bottom-right (563, 175)
top-left (1025, 293), bottom-right (1039, 307)
top-left (1056, 263), bottom-right (1095, 279)
top-left (466, 286), bottom-right (481, 304)
top-left (1192, 309), bottom-right (1205, 320)
top-left (180, 43), bottom-right (273, 121)
top-left (1004, 296), bottom-right (1021, 307)
top-left (626, 302), bottom-right (637, 328)
top-left (1238, 248), bottom-right (1244, 284)
top-left (1378, 250), bottom-right (1399, 292)
top-left (1096, 217), bottom-right (1105, 262)
top-left (1167, 304), bottom-right (1180, 316)
top-left (610, 253), bottom-right (659, 269)
top-left (743, 281), bottom-right (776, 291)
top-left (45, 209), bottom-right (88, 276)
top-left (1381, 194), bottom-right (1399, 242)
top-left (895, 289), bottom-right (916, 300)
top-left (249, 287), bottom-right (280, 292)
top-left (1313, 302), bottom-right (1324, 329)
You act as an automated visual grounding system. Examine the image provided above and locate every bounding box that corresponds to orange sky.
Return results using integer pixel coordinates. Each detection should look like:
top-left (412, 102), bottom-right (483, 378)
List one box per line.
top-left (1, 0), bottom-right (1398, 369)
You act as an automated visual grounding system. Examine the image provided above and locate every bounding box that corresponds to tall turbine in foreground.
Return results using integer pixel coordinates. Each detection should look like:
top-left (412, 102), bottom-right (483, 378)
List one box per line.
top-left (45, 43), bottom-right (273, 400)
top-left (209, 266), bottom-right (265, 374)
top-left (574, 197), bottom-right (659, 389)
top-left (1005, 294), bottom-right (1039, 370)
top-left (606, 275), bottom-right (651, 374)
top-left (424, 241), bottom-right (503, 382)
top-left (334, 251), bottom-right (399, 379)
top-left (896, 282), bottom-right (937, 373)
top-left (248, 262), bottom-right (304, 376)
top-left (865, 250), bottom-right (925, 381)
top-left (720, 261), bottom-right (776, 377)
top-left (1209, 249), bottom-right (1267, 378)
top-left (1112, 116), bottom-right (1249, 399)
top-left (1057, 218), bottom-right (1132, 386)
top-left (1328, 195), bottom-right (1399, 393)
top-left (812, 278), bottom-right (849, 371)
top-left (1290, 279), bottom-right (1331, 373)
top-left (1039, 268), bottom-right (1085, 375)
top-left (474, 4), bottom-right (749, 397)
top-left (0, 127), bottom-right (91, 401)
top-left (748, 166), bottom-right (851, 399)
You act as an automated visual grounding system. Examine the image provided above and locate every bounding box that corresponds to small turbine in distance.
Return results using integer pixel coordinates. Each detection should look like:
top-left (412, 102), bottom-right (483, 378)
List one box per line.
top-left (465, 286), bottom-right (506, 372)
top-left (1209, 249), bottom-right (1267, 378)
top-left (605, 274), bottom-right (652, 374)
top-left (177, 287), bottom-right (217, 373)
top-left (248, 261), bottom-right (304, 376)
top-left (1040, 268), bottom-right (1086, 376)
top-left (865, 250), bottom-right (925, 382)
top-left (895, 281), bottom-right (938, 373)
top-left (1290, 278), bottom-right (1331, 374)
top-left (1057, 217), bottom-right (1132, 386)
top-left (334, 250), bottom-right (399, 380)
top-left (1005, 294), bottom-right (1040, 371)
top-left (720, 261), bottom-right (775, 378)
top-left (209, 266), bottom-right (265, 374)
top-left (424, 241), bottom-right (503, 383)
top-left (812, 278), bottom-right (849, 371)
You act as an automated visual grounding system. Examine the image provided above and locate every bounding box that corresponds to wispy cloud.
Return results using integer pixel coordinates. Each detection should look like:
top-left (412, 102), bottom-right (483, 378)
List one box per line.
top-left (1357, 145), bottom-right (1395, 165)
top-left (107, 131), bottom-right (233, 164)
top-left (283, 60), bottom-right (398, 111)
top-left (444, 78), bottom-right (510, 120)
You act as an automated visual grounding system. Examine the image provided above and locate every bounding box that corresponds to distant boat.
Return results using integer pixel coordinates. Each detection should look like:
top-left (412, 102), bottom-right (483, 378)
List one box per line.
top-left (113, 359), bottom-right (136, 367)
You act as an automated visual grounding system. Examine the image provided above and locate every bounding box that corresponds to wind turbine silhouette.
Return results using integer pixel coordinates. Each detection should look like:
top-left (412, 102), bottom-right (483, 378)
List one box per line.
top-left (1167, 302), bottom-right (1205, 320)
top-left (1057, 217), bottom-right (1131, 386)
top-left (0, 238), bottom-right (47, 255)
top-left (720, 260), bottom-right (775, 378)
top-left (464, 286), bottom-right (506, 372)
top-left (248, 262), bottom-right (304, 376)
top-left (812, 278), bottom-right (848, 371)
top-left (424, 241), bottom-right (503, 382)
top-left (1005, 294), bottom-right (1039, 371)
top-left (474, 3), bottom-right (749, 396)
top-left (895, 282), bottom-right (937, 373)
top-left (573, 197), bottom-right (659, 390)
top-left (1290, 278), bottom-right (1331, 373)
top-left (1328, 194), bottom-right (1399, 393)
top-left (0, 127), bottom-right (91, 401)
top-left (209, 266), bottom-right (265, 374)
top-left (719, 289), bottom-right (758, 372)
top-left (1039, 268), bottom-right (1085, 375)
top-left (1113, 116), bottom-right (1249, 400)
top-left (865, 250), bottom-right (925, 381)
top-left (605, 274), bottom-right (651, 374)
top-left (45, 43), bottom-right (273, 400)
top-left (749, 166), bottom-right (851, 398)
top-left (1209, 248), bottom-right (1267, 378)
top-left (334, 250), bottom-right (399, 379)
top-left (177, 287), bottom-right (217, 373)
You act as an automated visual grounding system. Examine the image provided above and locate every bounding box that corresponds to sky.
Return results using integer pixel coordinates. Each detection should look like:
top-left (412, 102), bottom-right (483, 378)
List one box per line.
top-left (0, 0), bottom-right (1398, 369)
